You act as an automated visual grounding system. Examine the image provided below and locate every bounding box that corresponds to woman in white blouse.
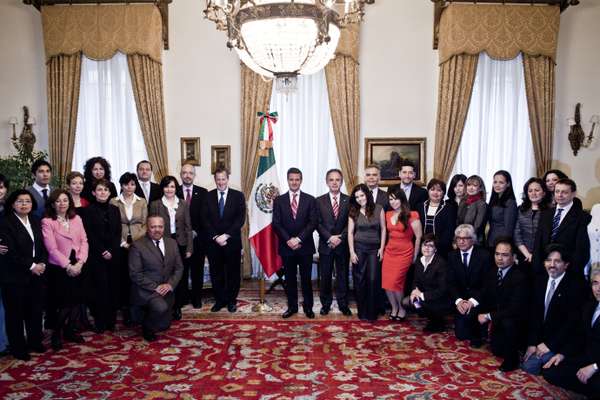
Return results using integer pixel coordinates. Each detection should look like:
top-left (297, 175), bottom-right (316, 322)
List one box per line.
top-left (110, 173), bottom-right (147, 326)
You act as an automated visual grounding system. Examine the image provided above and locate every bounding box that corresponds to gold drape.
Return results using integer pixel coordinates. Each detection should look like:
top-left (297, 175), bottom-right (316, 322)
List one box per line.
top-left (47, 53), bottom-right (82, 180)
top-left (523, 55), bottom-right (555, 177)
top-left (438, 4), bottom-right (560, 64)
top-left (42, 4), bottom-right (163, 63)
top-left (127, 54), bottom-right (169, 181)
top-left (433, 54), bottom-right (479, 181)
top-left (240, 65), bottom-right (274, 277)
top-left (325, 55), bottom-right (360, 192)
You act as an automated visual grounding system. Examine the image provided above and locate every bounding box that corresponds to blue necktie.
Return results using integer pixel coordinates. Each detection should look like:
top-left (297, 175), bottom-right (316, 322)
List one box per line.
top-left (218, 191), bottom-right (225, 218)
top-left (551, 208), bottom-right (563, 241)
top-left (462, 252), bottom-right (469, 267)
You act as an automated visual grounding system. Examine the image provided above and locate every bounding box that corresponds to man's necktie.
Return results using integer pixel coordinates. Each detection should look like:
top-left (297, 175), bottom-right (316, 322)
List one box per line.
top-left (497, 269), bottom-right (503, 286)
top-left (462, 252), bottom-right (469, 267)
top-left (332, 195), bottom-right (339, 219)
top-left (544, 279), bottom-right (556, 319)
top-left (42, 188), bottom-right (48, 202)
top-left (218, 191), bottom-right (225, 218)
top-left (291, 193), bottom-right (298, 219)
top-left (186, 188), bottom-right (192, 206)
top-left (592, 305), bottom-right (600, 328)
top-left (155, 240), bottom-right (164, 259)
top-left (143, 183), bottom-right (149, 200)
top-left (551, 208), bottom-right (564, 241)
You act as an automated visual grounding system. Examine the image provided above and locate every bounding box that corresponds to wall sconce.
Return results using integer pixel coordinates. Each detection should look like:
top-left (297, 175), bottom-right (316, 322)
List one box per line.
top-left (568, 103), bottom-right (599, 156)
top-left (8, 116), bottom-right (18, 140)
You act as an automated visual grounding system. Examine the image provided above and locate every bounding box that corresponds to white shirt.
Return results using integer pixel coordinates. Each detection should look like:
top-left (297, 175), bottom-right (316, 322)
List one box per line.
top-left (289, 190), bottom-right (301, 207)
top-left (32, 182), bottom-right (50, 199)
top-left (161, 196), bottom-right (179, 234)
top-left (545, 271), bottom-right (566, 303)
top-left (118, 193), bottom-right (141, 221)
top-left (554, 201), bottom-right (573, 227)
top-left (217, 187), bottom-right (229, 206)
top-left (498, 265), bottom-right (512, 280)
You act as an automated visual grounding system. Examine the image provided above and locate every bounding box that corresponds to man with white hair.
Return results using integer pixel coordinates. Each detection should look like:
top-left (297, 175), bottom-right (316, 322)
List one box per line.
top-left (446, 224), bottom-right (492, 348)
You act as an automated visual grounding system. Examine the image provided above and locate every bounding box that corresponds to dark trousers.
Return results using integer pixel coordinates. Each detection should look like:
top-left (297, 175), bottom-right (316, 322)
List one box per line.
top-left (353, 243), bottom-right (381, 321)
top-left (118, 248), bottom-right (131, 311)
top-left (1, 283), bottom-right (44, 356)
top-left (489, 318), bottom-right (522, 364)
top-left (319, 251), bottom-right (349, 309)
top-left (133, 292), bottom-right (174, 334)
top-left (90, 258), bottom-right (118, 330)
top-left (418, 299), bottom-right (450, 326)
top-left (543, 356), bottom-right (600, 398)
top-left (189, 238), bottom-right (206, 305)
top-left (283, 254), bottom-right (314, 311)
top-left (175, 245), bottom-right (191, 309)
top-left (454, 306), bottom-right (485, 342)
top-left (207, 242), bottom-right (242, 306)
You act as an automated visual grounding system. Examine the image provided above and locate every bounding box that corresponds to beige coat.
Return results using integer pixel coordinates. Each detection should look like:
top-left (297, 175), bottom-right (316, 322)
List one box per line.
top-left (110, 195), bottom-right (148, 245)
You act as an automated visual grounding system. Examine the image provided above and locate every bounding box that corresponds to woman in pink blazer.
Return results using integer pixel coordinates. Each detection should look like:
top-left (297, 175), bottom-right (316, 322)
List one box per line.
top-left (42, 189), bottom-right (88, 351)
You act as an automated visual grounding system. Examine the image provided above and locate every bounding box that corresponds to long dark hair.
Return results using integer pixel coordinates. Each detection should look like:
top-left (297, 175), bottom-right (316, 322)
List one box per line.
top-left (349, 184), bottom-right (375, 221)
top-left (519, 177), bottom-right (549, 213)
top-left (488, 170), bottom-right (515, 207)
top-left (44, 189), bottom-right (77, 220)
top-left (83, 156), bottom-right (112, 183)
top-left (447, 174), bottom-right (467, 202)
top-left (387, 184), bottom-right (411, 229)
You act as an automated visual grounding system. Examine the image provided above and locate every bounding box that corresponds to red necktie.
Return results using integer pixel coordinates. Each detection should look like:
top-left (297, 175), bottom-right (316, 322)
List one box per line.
top-left (332, 195), bottom-right (339, 219)
top-left (186, 188), bottom-right (192, 205)
top-left (291, 193), bottom-right (298, 219)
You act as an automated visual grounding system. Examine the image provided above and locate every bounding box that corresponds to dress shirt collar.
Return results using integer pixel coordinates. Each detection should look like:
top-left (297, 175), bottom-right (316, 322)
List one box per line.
top-left (33, 182), bottom-right (50, 194)
top-left (555, 201), bottom-right (573, 216)
top-left (548, 271), bottom-right (566, 289)
top-left (289, 190), bottom-right (301, 202)
top-left (161, 195), bottom-right (179, 209)
top-left (329, 191), bottom-right (341, 203)
top-left (498, 265), bottom-right (512, 280)
top-left (118, 193), bottom-right (141, 204)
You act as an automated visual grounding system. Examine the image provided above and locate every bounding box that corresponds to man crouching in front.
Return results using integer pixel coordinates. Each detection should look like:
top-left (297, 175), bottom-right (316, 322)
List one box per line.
top-left (129, 214), bottom-right (183, 341)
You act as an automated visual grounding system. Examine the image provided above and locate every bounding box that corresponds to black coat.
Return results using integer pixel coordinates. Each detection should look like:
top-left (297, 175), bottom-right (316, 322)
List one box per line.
top-left (0, 213), bottom-right (48, 285)
top-left (412, 255), bottom-right (450, 307)
top-left (416, 200), bottom-right (457, 257)
top-left (479, 266), bottom-right (528, 322)
top-left (528, 273), bottom-right (588, 354)
top-left (566, 300), bottom-right (600, 365)
top-left (135, 181), bottom-right (162, 204)
top-left (316, 193), bottom-right (349, 256)
top-left (177, 184), bottom-right (208, 239)
top-left (81, 201), bottom-right (122, 262)
top-left (446, 246), bottom-right (492, 304)
top-left (533, 203), bottom-right (591, 276)
top-left (272, 191), bottom-right (318, 257)
top-left (201, 188), bottom-right (246, 249)
top-left (408, 184), bottom-right (428, 211)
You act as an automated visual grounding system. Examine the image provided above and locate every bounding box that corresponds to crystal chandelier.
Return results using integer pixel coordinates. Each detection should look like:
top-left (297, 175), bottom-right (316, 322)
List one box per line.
top-left (204, 0), bottom-right (372, 81)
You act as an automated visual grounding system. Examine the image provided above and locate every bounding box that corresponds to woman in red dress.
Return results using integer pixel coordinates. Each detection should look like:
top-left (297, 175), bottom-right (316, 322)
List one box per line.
top-left (382, 185), bottom-right (422, 320)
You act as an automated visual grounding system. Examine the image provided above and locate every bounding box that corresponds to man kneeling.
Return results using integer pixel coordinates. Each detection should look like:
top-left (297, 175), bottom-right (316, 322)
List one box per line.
top-left (129, 214), bottom-right (183, 341)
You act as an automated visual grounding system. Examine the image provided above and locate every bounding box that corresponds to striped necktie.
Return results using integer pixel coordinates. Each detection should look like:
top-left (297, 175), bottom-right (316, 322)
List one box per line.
top-left (551, 208), bottom-right (564, 240)
top-left (291, 193), bottom-right (298, 219)
top-left (332, 195), bottom-right (339, 219)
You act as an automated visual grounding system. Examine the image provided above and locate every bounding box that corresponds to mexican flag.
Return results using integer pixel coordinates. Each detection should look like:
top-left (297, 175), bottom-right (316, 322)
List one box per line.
top-left (249, 111), bottom-right (283, 277)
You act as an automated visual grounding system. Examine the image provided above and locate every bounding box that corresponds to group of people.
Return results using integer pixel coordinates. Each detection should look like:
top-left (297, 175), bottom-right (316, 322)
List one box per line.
top-left (1, 157), bottom-right (599, 398)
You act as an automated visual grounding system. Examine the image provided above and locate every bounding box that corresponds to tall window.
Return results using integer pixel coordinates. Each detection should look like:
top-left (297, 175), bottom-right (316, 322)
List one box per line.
top-left (270, 69), bottom-right (342, 196)
top-left (72, 52), bottom-right (148, 179)
top-left (452, 53), bottom-right (535, 198)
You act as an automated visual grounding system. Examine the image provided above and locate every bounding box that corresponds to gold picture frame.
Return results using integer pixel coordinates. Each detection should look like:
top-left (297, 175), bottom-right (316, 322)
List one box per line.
top-left (180, 137), bottom-right (200, 166)
top-left (364, 137), bottom-right (427, 186)
top-left (211, 145), bottom-right (231, 174)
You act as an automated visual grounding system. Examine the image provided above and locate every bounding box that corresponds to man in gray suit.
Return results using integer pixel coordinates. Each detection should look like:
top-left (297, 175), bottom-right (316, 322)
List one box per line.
top-left (26, 159), bottom-right (52, 220)
top-left (129, 214), bottom-right (183, 341)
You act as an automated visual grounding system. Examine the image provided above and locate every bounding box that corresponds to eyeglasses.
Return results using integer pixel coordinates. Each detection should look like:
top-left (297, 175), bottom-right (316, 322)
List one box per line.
top-left (15, 200), bottom-right (32, 205)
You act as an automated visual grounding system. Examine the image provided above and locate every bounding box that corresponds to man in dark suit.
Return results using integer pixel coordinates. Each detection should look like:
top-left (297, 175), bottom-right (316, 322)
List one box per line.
top-left (177, 162), bottom-right (208, 310)
top-left (129, 214), bottom-right (183, 341)
top-left (364, 164), bottom-right (389, 210)
top-left (446, 224), bottom-right (492, 347)
top-left (273, 167), bottom-right (318, 319)
top-left (398, 160), bottom-right (428, 211)
top-left (533, 178), bottom-right (591, 279)
top-left (316, 169), bottom-right (351, 316)
top-left (477, 238), bottom-right (528, 372)
top-left (201, 168), bottom-right (246, 313)
top-left (522, 244), bottom-right (587, 375)
top-left (135, 160), bottom-right (161, 204)
top-left (26, 159), bottom-right (52, 220)
top-left (542, 268), bottom-right (600, 397)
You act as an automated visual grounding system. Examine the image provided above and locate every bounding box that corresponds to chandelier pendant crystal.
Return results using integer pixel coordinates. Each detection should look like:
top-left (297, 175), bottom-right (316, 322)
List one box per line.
top-left (204, 0), bottom-right (372, 86)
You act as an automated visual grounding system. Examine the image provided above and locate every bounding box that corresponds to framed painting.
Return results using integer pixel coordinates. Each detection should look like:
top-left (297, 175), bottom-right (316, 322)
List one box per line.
top-left (364, 137), bottom-right (426, 186)
top-left (211, 145), bottom-right (231, 174)
top-left (181, 137), bottom-right (200, 166)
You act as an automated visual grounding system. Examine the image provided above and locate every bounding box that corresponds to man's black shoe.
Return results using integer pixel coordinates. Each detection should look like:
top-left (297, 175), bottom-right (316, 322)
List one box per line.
top-left (227, 303), bottom-right (237, 313)
top-left (282, 309), bottom-right (298, 319)
top-left (304, 309), bottom-right (315, 319)
top-left (320, 306), bottom-right (330, 316)
top-left (143, 330), bottom-right (157, 342)
top-left (499, 360), bottom-right (519, 372)
top-left (211, 303), bottom-right (225, 312)
top-left (29, 343), bottom-right (46, 353)
top-left (172, 308), bottom-right (182, 321)
top-left (192, 300), bottom-right (203, 309)
top-left (12, 352), bottom-right (31, 361)
top-left (470, 339), bottom-right (483, 349)
top-left (340, 307), bottom-right (352, 316)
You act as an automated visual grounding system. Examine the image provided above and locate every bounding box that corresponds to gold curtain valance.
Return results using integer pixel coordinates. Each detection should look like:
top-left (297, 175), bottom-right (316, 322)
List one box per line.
top-left (336, 24), bottom-right (359, 63)
top-left (438, 4), bottom-right (559, 64)
top-left (42, 4), bottom-right (163, 63)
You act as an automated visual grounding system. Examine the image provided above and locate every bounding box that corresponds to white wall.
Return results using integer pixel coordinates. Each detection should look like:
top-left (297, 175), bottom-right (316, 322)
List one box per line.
top-left (0, 0), bottom-right (47, 156)
top-left (0, 0), bottom-right (598, 207)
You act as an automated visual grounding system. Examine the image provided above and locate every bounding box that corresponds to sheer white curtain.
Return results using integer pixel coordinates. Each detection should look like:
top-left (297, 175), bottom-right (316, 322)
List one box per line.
top-left (270, 69), bottom-right (342, 197)
top-left (452, 52), bottom-right (535, 200)
top-left (73, 52), bottom-right (149, 179)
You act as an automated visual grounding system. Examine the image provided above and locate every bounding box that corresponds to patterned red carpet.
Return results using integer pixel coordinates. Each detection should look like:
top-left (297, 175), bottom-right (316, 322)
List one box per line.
top-left (0, 302), bottom-right (574, 400)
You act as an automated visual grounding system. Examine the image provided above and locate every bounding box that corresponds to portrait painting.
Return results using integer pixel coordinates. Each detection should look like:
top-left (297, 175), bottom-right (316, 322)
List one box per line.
top-left (211, 145), bottom-right (231, 174)
top-left (180, 137), bottom-right (200, 166)
top-left (364, 137), bottom-right (426, 186)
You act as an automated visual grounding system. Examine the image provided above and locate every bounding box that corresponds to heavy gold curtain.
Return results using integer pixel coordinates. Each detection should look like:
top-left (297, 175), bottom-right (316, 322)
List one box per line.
top-left (240, 65), bottom-right (274, 277)
top-left (41, 4), bottom-right (167, 179)
top-left (325, 25), bottom-right (360, 192)
top-left (434, 4), bottom-right (560, 180)
top-left (47, 54), bottom-right (82, 181)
